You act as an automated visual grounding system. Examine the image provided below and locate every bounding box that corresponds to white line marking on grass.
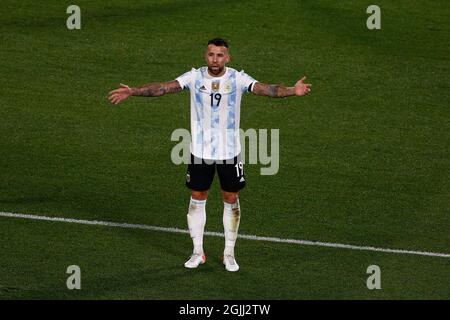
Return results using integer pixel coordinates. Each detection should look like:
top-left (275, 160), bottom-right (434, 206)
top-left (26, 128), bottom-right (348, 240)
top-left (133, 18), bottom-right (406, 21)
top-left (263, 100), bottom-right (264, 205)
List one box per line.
top-left (1, 211), bottom-right (449, 258)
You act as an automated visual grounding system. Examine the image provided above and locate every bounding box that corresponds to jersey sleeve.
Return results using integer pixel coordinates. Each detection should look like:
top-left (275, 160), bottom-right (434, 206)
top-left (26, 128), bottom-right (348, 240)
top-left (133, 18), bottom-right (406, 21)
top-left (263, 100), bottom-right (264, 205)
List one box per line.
top-left (175, 68), bottom-right (196, 90)
top-left (238, 70), bottom-right (257, 94)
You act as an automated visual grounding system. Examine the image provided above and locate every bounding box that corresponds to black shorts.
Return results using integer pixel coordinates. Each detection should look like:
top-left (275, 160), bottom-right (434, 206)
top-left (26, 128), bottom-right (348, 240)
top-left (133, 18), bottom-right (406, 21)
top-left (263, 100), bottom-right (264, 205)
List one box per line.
top-left (186, 154), bottom-right (246, 193)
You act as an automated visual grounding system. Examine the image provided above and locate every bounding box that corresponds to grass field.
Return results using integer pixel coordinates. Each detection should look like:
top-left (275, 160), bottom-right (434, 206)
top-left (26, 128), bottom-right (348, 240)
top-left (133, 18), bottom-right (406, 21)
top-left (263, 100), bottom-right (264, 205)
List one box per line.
top-left (0, 0), bottom-right (449, 299)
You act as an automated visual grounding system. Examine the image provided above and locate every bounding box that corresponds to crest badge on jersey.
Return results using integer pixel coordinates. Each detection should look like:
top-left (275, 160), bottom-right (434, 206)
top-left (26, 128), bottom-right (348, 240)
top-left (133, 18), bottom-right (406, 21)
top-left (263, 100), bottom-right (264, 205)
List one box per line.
top-left (224, 81), bottom-right (232, 93)
top-left (211, 80), bottom-right (220, 92)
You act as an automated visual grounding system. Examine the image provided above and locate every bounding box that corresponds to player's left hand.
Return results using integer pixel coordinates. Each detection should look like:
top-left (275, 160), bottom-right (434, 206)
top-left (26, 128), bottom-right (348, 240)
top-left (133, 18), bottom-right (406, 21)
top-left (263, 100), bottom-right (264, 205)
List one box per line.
top-left (108, 83), bottom-right (132, 105)
top-left (294, 76), bottom-right (312, 96)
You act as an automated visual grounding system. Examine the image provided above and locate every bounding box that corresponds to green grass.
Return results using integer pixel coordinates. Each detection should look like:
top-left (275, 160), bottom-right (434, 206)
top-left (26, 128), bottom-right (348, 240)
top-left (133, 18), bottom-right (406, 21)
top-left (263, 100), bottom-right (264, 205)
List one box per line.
top-left (0, 0), bottom-right (449, 299)
top-left (1, 218), bottom-right (449, 299)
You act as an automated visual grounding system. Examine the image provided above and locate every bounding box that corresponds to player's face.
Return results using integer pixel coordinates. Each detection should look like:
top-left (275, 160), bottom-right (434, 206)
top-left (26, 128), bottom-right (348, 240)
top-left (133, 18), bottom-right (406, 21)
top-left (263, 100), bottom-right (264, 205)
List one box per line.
top-left (205, 44), bottom-right (230, 76)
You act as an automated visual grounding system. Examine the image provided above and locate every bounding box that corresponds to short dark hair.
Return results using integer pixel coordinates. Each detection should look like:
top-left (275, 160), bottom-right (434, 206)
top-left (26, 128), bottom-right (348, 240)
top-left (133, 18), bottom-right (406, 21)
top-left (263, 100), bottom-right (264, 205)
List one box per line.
top-left (207, 38), bottom-right (229, 48)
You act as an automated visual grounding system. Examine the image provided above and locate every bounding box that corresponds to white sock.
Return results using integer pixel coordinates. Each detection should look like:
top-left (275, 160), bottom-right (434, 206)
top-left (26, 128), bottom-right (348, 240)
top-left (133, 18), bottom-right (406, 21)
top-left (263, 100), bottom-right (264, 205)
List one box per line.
top-left (223, 199), bottom-right (241, 257)
top-left (187, 197), bottom-right (206, 255)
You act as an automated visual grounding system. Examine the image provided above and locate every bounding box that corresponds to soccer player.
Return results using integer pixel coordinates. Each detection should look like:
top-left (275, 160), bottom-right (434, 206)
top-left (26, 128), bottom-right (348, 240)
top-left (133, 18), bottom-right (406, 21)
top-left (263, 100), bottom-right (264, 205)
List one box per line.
top-left (108, 38), bottom-right (311, 272)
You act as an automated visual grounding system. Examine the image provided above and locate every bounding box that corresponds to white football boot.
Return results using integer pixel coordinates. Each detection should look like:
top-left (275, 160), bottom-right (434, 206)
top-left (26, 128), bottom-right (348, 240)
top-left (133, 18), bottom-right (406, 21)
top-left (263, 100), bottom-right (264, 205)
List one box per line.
top-left (223, 255), bottom-right (239, 272)
top-left (184, 253), bottom-right (206, 269)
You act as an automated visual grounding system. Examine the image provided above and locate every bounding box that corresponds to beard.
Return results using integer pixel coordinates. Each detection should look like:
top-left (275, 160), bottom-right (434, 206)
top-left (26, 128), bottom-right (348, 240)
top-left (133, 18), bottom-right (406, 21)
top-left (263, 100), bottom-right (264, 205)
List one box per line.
top-left (208, 65), bottom-right (224, 76)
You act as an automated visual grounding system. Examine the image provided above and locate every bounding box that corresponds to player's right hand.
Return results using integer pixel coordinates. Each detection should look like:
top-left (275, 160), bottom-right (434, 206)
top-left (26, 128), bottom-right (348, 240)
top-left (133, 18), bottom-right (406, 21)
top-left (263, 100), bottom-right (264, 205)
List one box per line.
top-left (108, 83), bottom-right (132, 105)
top-left (294, 76), bottom-right (312, 96)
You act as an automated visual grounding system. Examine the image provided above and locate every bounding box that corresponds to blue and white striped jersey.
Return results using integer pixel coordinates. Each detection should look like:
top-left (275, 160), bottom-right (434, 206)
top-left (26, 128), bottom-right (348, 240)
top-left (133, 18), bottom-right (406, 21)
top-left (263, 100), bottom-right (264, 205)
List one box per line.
top-left (176, 67), bottom-right (257, 160)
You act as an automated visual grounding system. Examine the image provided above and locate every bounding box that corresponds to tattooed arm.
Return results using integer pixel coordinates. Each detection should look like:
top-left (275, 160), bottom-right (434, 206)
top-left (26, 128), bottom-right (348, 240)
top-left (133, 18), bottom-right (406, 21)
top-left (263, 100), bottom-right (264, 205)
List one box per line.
top-left (252, 76), bottom-right (311, 98)
top-left (108, 80), bottom-right (182, 105)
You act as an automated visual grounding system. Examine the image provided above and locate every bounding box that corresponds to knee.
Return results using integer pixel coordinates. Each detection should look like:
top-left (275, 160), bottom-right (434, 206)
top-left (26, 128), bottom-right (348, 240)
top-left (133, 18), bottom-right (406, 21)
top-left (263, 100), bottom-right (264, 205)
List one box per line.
top-left (191, 190), bottom-right (208, 201)
top-left (222, 191), bottom-right (238, 204)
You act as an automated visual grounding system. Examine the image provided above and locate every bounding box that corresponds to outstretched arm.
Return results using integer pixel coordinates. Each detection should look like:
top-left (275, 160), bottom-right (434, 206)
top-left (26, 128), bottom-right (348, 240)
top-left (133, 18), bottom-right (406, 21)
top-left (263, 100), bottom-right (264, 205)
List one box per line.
top-left (252, 76), bottom-right (311, 98)
top-left (108, 80), bottom-right (182, 105)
